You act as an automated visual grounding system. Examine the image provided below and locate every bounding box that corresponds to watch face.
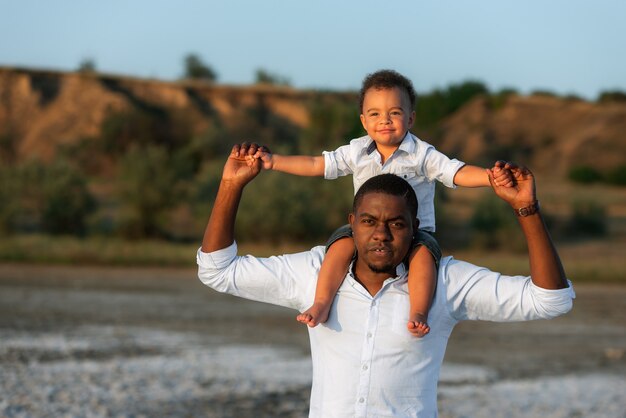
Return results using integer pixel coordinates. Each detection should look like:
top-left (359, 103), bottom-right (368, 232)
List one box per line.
top-left (519, 207), bottom-right (530, 216)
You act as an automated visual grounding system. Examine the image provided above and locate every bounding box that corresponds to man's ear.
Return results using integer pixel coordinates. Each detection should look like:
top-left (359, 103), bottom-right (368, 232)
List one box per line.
top-left (412, 217), bottom-right (419, 235)
top-left (348, 213), bottom-right (355, 227)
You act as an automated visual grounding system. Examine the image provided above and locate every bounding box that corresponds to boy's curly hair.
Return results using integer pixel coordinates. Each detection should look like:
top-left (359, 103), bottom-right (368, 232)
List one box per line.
top-left (358, 69), bottom-right (417, 112)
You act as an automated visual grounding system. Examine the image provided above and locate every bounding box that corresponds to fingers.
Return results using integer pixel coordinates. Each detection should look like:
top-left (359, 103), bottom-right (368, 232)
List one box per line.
top-left (492, 167), bottom-right (515, 187)
top-left (252, 145), bottom-right (271, 159)
top-left (233, 142), bottom-right (271, 158)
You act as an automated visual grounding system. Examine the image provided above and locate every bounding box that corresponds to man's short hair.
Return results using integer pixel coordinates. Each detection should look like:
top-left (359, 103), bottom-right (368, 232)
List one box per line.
top-left (353, 174), bottom-right (418, 219)
top-left (358, 69), bottom-right (417, 112)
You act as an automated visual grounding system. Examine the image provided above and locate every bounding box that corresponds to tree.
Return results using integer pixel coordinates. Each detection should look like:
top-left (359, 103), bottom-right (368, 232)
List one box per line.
top-left (254, 68), bottom-right (291, 86)
top-left (598, 90), bottom-right (626, 103)
top-left (183, 54), bottom-right (217, 82)
top-left (77, 58), bottom-right (97, 73)
top-left (116, 145), bottom-right (181, 238)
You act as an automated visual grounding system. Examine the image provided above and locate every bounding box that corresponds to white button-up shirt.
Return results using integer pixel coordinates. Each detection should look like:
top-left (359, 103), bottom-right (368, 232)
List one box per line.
top-left (197, 243), bottom-right (574, 418)
top-left (323, 133), bottom-right (465, 231)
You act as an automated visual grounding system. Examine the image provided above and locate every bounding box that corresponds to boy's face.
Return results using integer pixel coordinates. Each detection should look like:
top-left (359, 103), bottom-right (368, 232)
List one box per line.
top-left (360, 86), bottom-right (415, 153)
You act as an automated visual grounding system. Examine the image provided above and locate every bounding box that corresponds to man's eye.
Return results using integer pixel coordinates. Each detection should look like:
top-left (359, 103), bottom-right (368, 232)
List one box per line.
top-left (391, 222), bottom-right (405, 228)
top-left (362, 219), bottom-right (374, 225)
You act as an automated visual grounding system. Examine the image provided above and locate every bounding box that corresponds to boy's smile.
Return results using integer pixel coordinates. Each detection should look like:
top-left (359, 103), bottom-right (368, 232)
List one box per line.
top-left (360, 86), bottom-right (415, 160)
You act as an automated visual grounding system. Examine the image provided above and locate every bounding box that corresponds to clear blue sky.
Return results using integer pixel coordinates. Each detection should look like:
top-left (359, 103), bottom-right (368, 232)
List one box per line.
top-left (1, 0), bottom-right (624, 99)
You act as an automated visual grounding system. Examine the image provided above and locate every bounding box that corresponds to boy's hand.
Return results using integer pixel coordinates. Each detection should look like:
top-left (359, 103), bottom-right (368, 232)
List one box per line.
top-left (232, 142), bottom-right (273, 169)
top-left (491, 160), bottom-right (515, 187)
top-left (252, 145), bottom-right (274, 170)
top-left (488, 162), bottom-right (537, 209)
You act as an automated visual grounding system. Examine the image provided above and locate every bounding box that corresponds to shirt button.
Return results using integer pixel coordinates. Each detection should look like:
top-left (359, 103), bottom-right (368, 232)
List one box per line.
top-left (362, 365), bottom-right (368, 371)
top-left (367, 332), bottom-right (372, 338)
top-left (359, 397), bottom-right (365, 403)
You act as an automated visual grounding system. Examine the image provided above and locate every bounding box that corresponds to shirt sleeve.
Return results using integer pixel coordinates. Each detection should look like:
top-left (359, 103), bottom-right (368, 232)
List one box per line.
top-left (441, 257), bottom-right (575, 322)
top-left (323, 144), bottom-right (354, 180)
top-left (197, 241), bottom-right (324, 311)
top-left (421, 144), bottom-right (466, 188)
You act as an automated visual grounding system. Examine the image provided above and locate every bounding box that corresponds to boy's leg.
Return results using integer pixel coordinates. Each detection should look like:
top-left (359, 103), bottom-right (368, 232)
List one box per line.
top-left (297, 236), bottom-right (354, 327)
top-left (406, 231), bottom-right (441, 337)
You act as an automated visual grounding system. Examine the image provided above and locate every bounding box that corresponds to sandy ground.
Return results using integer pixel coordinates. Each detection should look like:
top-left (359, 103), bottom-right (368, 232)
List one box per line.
top-left (0, 263), bottom-right (624, 417)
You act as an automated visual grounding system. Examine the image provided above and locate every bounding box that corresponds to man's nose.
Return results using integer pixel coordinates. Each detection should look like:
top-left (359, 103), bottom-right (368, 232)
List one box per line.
top-left (372, 223), bottom-right (392, 241)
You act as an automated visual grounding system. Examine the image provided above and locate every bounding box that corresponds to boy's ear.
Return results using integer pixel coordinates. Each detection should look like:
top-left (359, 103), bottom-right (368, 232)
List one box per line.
top-left (360, 114), bottom-right (367, 130)
top-left (408, 110), bottom-right (416, 128)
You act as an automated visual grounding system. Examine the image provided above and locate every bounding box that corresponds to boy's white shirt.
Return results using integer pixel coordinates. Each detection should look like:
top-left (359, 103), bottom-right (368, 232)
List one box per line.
top-left (323, 132), bottom-right (465, 232)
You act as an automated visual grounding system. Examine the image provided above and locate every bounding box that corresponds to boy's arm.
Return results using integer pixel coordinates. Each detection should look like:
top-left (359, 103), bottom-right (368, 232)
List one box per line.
top-left (271, 154), bottom-right (326, 177)
top-left (453, 161), bottom-right (512, 188)
top-left (247, 144), bottom-right (325, 176)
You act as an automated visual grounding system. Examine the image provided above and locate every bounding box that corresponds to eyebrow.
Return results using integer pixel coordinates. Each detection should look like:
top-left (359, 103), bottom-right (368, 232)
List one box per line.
top-left (358, 212), bottom-right (407, 222)
top-left (365, 106), bottom-right (404, 113)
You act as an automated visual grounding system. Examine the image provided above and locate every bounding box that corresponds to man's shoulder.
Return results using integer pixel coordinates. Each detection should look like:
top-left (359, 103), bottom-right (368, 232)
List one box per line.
top-left (439, 256), bottom-right (488, 285)
top-left (277, 245), bottom-right (326, 272)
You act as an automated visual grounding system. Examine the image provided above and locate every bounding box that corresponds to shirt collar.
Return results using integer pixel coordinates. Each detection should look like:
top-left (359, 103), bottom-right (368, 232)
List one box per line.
top-left (365, 131), bottom-right (415, 156)
top-left (347, 261), bottom-right (408, 298)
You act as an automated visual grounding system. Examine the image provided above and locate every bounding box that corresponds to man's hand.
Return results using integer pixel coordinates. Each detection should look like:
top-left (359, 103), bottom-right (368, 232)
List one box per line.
top-left (223, 143), bottom-right (269, 187)
top-left (487, 162), bottom-right (537, 209)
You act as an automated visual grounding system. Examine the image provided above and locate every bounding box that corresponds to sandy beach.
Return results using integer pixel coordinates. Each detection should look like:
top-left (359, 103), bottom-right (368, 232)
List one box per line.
top-left (1, 263), bottom-right (624, 417)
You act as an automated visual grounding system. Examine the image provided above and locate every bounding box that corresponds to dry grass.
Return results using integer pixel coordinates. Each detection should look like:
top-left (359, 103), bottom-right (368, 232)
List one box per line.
top-left (0, 234), bottom-right (623, 284)
top-left (450, 237), bottom-right (626, 284)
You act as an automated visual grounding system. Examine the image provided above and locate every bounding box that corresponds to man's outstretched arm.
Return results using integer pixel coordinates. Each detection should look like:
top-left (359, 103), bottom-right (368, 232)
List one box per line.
top-left (198, 143), bottom-right (320, 311)
top-left (202, 143), bottom-right (264, 253)
top-left (487, 163), bottom-right (568, 290)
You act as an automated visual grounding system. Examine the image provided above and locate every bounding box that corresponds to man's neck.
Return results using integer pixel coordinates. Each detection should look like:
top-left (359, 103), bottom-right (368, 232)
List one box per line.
top-left (352, 260), bottom-right (396, 297)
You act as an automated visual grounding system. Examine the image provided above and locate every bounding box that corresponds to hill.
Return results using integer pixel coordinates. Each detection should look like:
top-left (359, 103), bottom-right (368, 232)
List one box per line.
top-left (0, 67), bottom-right (353, 163)
top-left (2, 67), bottom-right (625, 179)
top-left (433, 94), bottom-right (626, 177)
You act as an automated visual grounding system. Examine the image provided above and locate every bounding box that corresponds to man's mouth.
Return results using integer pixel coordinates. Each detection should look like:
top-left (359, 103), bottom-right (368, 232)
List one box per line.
top-left (369, 246), bottom-right (392, 255)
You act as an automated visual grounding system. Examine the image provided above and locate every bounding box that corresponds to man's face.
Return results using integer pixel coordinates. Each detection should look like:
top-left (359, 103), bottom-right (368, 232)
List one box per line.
top-left (349, 192), bottom-right (415, 276)
top-left (360, 86), bottom-right (415, 153)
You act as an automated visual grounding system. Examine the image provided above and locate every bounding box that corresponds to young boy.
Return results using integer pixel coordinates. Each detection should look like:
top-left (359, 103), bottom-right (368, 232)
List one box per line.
top-left (250, 69), bottom-right (512, 337)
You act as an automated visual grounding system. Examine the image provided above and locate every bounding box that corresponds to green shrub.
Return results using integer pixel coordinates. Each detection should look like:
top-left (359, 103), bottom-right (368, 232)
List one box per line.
top-left (0, 159), bottom-right (95, 235)
top-left (566, 200), bottom-right (607, 237)
top-left (469, 193), bottom-right (523, 250)
top-left (568, 166), bottom-right (603, 184)
top-left (606, 165), bottom-right (626, 186)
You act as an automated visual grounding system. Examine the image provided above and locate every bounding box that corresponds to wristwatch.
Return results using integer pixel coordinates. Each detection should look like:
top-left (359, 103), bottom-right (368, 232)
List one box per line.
top-left (515, 201), bottom-right (540, 217)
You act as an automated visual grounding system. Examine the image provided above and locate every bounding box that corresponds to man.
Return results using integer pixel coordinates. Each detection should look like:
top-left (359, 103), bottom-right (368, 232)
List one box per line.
top-left (197, 143), bottom-right (574, 418)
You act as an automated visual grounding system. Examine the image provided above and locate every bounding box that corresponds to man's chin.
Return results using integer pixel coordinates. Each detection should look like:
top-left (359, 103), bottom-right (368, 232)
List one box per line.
top-left (367, 262), bottom-right (396, 274)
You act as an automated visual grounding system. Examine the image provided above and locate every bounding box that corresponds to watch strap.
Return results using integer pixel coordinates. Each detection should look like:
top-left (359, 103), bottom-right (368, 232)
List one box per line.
top-left (515, 201), bottom-right (540, 217)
